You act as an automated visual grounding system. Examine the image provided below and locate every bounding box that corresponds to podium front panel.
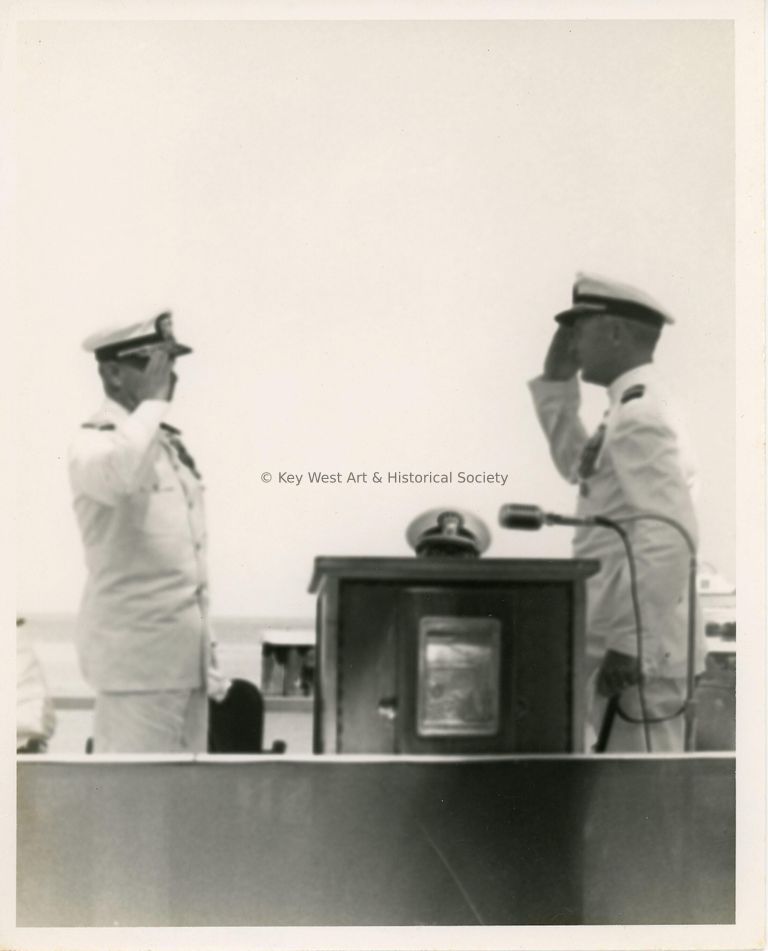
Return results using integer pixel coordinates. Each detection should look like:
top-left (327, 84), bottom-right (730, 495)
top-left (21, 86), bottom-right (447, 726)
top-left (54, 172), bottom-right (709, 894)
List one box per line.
top-left (311, 558), bottom-right (597, 754)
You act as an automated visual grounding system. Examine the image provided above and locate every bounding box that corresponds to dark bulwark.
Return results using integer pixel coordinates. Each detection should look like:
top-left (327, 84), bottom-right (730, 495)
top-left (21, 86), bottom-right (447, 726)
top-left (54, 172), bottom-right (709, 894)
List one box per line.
top-left (17, 754), bottom-right (734, 926)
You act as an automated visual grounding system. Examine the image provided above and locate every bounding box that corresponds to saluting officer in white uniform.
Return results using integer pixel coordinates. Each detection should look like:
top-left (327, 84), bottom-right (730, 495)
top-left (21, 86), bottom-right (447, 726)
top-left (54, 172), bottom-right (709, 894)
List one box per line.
top-left (528, 274), bottom-right (705, 752)
top-left (69, 313), bottom-right (217, 753)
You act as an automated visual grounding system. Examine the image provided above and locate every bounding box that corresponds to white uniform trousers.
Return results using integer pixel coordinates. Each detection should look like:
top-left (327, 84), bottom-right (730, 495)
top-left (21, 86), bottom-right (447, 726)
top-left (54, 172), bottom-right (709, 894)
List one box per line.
top-left (93, 688), bottom-right (208, 753)
top-left (585, 663), bottom-right (686, 753)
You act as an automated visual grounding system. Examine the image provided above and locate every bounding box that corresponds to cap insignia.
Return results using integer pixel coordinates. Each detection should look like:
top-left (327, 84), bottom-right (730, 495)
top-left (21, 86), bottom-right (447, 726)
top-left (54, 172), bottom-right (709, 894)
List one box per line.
top-left (156, 314), bottom-right (174, 340)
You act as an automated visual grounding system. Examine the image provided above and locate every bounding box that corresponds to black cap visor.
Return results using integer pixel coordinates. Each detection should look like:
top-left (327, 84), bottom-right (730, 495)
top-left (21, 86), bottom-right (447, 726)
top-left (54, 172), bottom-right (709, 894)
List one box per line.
top-left (555, 298), bottom-right (669, 328)
top-left (95, 339), bottom-right (193, 362)
top-left (554, 303), bottom-right (607, 326)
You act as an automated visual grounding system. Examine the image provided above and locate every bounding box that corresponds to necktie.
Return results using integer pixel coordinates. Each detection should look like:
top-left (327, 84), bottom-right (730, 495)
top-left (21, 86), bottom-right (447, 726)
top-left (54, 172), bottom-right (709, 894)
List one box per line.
top-left (161, 423), bottom-right (202, 479)
top-left (577, 420), bottom-right (607, 483)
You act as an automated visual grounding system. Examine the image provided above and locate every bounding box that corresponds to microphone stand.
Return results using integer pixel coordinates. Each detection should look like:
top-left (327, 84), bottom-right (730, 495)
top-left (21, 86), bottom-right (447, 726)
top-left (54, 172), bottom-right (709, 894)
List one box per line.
top-left (499, 505), bottom-right (699, 752)
top-left (617, 513), bottom-right (698, 752)
top-left (549, 512), bottom-right (653, 752)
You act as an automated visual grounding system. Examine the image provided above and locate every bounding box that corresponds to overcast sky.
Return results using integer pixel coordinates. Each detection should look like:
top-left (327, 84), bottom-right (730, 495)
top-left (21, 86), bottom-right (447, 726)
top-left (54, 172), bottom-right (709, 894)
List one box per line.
top-left (14, 18), bottom-right (735, 618)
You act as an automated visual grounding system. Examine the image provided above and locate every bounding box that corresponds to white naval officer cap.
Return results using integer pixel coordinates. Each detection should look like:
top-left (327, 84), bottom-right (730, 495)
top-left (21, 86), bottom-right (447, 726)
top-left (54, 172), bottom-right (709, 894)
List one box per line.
top-left (82, 311), bottom-right (193, 362)
top-left (406, 508), bottom-right (491, 557)
top-left (554, 273), bottom-right (674, 328)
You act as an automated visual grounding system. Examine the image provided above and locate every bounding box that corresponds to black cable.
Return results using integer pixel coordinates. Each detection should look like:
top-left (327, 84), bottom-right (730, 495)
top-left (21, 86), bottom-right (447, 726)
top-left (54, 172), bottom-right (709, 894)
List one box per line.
top-left (611, 513), bottom-right (697, 733)
top-left (499, 504), bottom-right (698, 750)
top-left (595, 517), bottom-right (653, 752)
top-left (614, 702), bottom-right (686, 725)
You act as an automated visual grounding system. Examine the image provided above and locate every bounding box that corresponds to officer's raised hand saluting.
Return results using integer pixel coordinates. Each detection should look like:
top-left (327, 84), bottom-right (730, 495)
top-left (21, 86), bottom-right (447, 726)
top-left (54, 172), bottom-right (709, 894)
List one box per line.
top-left (543, 324), bottom-right (580, 382)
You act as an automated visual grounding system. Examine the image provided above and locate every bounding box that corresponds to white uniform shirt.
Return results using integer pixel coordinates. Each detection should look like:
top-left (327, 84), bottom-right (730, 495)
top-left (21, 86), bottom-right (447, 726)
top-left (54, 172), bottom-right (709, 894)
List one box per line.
top-left (69, 398), bottom-right (210, 692)
top-left (17, 627), bottom-right (57, 747)
top-left (529, 364), bottom-right (705, 678)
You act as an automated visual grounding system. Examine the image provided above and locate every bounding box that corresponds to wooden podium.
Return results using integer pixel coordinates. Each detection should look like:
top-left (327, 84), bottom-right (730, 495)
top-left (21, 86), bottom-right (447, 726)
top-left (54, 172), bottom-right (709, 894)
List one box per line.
top-left (309, 557), bottom-right (599, 754)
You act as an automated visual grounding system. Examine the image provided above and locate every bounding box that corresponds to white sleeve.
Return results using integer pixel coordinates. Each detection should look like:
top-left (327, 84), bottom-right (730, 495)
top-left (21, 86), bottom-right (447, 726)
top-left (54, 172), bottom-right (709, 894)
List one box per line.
top-left (68, 400), bottom-right (170, 505)
top-left (606, 401), bottom-right (698, 663)
top-left (528, 375), bottom-right (590, 483)
top-left (17, 630), bottom-right (56, 742)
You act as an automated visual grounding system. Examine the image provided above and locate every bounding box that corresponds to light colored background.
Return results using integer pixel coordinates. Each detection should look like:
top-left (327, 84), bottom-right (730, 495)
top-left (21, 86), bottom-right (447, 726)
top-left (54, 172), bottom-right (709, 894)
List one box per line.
top-left (5, 5), bottom-right (765, 951)
top-left (13, 18), bottom-right (736, 619)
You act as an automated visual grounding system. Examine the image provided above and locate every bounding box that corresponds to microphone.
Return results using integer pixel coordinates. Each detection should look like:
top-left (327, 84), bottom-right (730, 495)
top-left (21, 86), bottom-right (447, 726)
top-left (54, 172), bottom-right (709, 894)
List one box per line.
top-left (498, 504), bottom-right (600, 531)
top-left (498, 504), bottom-right (547, 530)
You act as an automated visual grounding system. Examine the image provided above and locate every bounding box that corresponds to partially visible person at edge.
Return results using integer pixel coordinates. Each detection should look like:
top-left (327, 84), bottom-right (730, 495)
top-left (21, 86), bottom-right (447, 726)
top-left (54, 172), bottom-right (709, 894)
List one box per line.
top-left (17, 616), bottom-right (57, 754)
top-left (68, 312), bottom-right (228, 754)
top-left (528, 273), bottom-right (706, 752)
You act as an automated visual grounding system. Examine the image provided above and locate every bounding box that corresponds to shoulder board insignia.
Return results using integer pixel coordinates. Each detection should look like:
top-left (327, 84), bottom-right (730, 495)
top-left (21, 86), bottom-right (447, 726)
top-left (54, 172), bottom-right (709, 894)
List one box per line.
top-left (621, 384), bottom-right (645, 404)
top-left (81, 422), bottom-right (116, 431)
